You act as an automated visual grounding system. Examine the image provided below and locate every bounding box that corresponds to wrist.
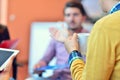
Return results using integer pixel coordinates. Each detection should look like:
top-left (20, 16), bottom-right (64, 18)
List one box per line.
top-left (68, 50), bottom-right (83, 67)
top-left (68, 48), bottom-right (79, 53)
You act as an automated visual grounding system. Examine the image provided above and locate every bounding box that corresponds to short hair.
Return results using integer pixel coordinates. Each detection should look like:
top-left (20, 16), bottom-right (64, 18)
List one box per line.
top-left (64, 1), bottom-right (87, 16)
top-left (0, 24), bottom-right (6, 30)
top-left (0, 24), bottom-right (7, 33)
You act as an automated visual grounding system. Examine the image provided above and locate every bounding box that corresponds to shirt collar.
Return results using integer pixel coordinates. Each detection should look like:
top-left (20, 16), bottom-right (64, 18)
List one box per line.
top-left (109, 2), bottom-right (120, 14)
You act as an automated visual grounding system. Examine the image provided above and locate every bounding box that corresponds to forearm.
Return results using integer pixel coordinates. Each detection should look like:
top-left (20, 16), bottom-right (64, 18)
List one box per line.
top-left (70, 59), bottom-right (85, 80)
top-left (40, 39), bottom-right (56, 64)
top-left (68, 50), bottom-right (85, 80)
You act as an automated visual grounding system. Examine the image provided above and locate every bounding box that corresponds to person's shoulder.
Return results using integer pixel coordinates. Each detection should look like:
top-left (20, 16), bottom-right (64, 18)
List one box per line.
top-left (98, 11), bottom-right (120, 24)
top-left (101, 11), bottom-right (120, 24)
top-left (93, 11), bottom-right (120, 30)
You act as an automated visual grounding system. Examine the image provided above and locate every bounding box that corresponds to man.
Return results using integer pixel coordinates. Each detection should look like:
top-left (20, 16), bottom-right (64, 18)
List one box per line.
top-left (50, 0), bottom-right (120, 80)
top-left (34, 1), bottom-right (88, 80)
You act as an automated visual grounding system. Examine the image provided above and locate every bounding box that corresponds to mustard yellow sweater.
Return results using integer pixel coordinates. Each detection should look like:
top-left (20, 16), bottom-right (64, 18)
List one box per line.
top-left (70, 11), bottom-right (120, 80)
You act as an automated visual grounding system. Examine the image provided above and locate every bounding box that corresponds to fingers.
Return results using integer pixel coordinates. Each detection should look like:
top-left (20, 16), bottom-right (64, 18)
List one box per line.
top-left (72, 33), bottom-right (78, 40)
top-left (33, 64), bottom-right (43, 74)
top-left (49, 27), bottom-right (58, 36)
top-left (10, 55), bottom-right (16, 62)
top-left (34, 62), bottom-right (43, 71)
top-left (49, 27), bottom-right (59, 40)
top-left (64, 33), bottom-right (79, 53)
top-left (8, 55), bottom-right (16, 66)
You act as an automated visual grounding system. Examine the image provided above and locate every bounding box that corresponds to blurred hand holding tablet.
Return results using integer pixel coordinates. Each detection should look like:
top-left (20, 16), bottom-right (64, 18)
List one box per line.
top-left (34, 64), bottom-right (69, 74)
top-left (0, 48), bottom-right (19, 71)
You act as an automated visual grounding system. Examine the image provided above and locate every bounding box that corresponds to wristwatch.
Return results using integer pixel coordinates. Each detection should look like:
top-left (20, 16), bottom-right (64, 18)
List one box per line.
top-left (68, 50), bottom-right (83, 67)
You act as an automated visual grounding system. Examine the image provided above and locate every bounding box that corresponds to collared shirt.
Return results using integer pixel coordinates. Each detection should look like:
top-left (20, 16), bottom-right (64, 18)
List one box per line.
top-left (40, 28), bottom-right (88, 80)
top-left (109, 1), bottom-right (120, 14)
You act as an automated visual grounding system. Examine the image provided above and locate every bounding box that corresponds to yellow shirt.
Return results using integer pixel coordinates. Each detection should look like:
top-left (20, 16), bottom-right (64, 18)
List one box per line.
top-left (70, 11), bottom-right (120, 80)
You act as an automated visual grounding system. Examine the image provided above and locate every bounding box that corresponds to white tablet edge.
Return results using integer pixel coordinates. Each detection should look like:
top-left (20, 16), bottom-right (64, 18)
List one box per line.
top-left (0, 48), bottom-right (19, 71)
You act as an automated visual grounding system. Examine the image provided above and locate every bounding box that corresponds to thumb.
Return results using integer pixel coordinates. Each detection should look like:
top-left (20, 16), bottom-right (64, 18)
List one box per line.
top-left (72, 33), bottom-right (78, 40)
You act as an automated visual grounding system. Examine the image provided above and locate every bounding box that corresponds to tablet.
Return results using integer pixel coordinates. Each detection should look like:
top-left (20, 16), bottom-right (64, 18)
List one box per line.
top-left (0, 48), bottom-right (19, 71)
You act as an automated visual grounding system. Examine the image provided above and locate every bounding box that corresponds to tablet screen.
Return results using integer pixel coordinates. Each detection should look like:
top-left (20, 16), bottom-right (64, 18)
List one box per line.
top-left (0, 50), bottom-right (14, 66)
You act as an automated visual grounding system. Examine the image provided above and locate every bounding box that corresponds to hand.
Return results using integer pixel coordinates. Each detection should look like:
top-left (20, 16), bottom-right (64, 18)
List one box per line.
top-left (34, 63), bottom-right (41, 69)
top-left (0, 55), bottom-right (16, 80)
top-left (64, 33), bottom-right (80, 53)
top-left (49, 26), bottom-right (69, 43)
top-left (34, 63), bottom-right (43, 74)
top-left (33, 61), bottom-right (46, 74)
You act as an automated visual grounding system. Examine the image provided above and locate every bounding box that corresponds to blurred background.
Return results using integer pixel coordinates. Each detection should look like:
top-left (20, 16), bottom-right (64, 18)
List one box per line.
top-left (0, 0), bottom-right (105, 80)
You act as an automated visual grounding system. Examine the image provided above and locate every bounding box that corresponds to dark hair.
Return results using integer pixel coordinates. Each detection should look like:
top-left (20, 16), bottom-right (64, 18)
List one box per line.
top-left (64, 1), bottom-right (87, 16)
top-left (0, 24), bottom-right (6, 30)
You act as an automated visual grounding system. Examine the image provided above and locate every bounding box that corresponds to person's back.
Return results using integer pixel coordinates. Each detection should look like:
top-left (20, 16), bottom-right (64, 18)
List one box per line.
top-left (95, 11), bottom-right (120, 79)
top-left (110, 12), bottom-right (120, 78)
top-left (75, 10), bottom-right (120, 80)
